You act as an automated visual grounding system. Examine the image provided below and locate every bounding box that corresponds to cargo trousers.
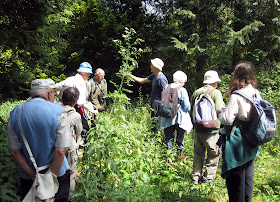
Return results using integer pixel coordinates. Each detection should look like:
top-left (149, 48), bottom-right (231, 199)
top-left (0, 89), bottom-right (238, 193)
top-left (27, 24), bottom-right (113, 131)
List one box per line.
top-left (191, 131), bottom-right (220, 182)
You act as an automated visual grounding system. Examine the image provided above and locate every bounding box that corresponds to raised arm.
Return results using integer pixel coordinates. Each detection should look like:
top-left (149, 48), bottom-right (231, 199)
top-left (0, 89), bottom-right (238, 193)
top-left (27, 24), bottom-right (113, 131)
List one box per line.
top-left (124, 72), bottom-right (150, 84)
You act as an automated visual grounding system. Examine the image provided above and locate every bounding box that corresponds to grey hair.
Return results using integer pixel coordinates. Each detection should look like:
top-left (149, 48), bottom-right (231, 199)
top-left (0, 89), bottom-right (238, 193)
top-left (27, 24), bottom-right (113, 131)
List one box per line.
top-left (95, 68), bottom-right (105, 75)
top-left (30, 88), bottom-right (50, 98)
top-left (173, 71), bottom-right (187, 83)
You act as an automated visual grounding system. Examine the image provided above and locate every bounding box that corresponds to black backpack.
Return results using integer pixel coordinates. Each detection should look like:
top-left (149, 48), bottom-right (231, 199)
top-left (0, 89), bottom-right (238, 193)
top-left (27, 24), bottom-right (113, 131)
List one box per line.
top-left (158, 84), bottom-right (181, 118)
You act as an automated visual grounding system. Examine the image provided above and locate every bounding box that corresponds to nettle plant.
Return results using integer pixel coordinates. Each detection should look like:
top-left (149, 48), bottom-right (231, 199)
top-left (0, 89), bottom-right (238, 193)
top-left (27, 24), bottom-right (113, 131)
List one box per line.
top-left (108, 27), bottom-right (145, 105)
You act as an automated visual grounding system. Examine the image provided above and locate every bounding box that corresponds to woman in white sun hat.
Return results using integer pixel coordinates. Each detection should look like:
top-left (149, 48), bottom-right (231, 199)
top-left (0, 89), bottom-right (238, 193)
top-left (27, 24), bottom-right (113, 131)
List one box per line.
top-left (124, 58), bottom-right (168, 132)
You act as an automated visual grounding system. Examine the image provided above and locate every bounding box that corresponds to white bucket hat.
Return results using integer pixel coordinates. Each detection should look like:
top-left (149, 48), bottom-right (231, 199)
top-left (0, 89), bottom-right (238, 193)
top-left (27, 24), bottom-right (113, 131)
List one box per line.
top-left (151, 58), bottom-right (164, 71)
top-left (173, 71), bottom-right (187, 83)
top-left (203, 70), bottom-right (221, 84)
top-left (77, 62), bottom-right (92, 74)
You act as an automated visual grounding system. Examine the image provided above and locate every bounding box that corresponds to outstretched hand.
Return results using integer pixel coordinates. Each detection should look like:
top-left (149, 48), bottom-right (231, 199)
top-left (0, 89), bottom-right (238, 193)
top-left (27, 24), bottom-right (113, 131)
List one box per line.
top-left (123, 72), bottom-right (131, 77)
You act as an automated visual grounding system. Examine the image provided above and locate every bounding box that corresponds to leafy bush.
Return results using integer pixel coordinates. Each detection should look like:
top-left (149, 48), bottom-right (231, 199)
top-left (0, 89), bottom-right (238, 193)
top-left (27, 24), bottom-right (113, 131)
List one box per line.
top-left (0, 100), bottom-right (23, 201)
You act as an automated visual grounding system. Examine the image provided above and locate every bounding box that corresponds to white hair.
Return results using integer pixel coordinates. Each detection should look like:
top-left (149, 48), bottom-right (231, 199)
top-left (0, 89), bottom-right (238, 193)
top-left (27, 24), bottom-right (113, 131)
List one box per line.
top-left (173, 71), bottom-right (187, 83)
top-left (30, 88), bottom-right (50, 98)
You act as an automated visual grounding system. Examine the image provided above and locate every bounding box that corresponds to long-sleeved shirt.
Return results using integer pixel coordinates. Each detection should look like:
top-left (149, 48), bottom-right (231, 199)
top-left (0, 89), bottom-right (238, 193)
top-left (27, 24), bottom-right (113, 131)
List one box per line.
top-left (55, 73), bottom-right (91, 107)
top-left (159, 82), bottom-right (192, 132)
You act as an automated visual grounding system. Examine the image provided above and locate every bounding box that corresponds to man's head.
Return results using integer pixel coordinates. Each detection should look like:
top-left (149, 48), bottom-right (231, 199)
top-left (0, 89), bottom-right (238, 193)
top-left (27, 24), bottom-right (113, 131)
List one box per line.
top-left (95, 68), bottom-right (105, 84)
top-left (30, 79), bottom-right (56, 102)
top-left (203, 70), bottom-right (221, 87)
top-left (61, 87), bottom-right (80, 107)
top-left (150, 58), bottom-right (164, 73)
top-left (77, 62), bottom-right (92, 79)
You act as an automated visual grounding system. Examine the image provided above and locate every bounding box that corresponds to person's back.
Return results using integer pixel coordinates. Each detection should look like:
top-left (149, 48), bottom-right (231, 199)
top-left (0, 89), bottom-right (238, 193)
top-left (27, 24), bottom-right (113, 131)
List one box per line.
top-left (61, 87), bottom-right (82, 193)
top-left (7, 79), bottom-right (72, 201)
top-left (191, 70), bottom-right (224, 185)
top-left (218, 62), bottom-right (261, 202)
top-left (9, 99), bottom-right (68, 175)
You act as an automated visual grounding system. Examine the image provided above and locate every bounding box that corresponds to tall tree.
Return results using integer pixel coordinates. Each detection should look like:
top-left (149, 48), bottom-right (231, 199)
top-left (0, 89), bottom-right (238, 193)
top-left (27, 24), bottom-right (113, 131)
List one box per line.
top-left (0, 0), bottom-right (73, 99)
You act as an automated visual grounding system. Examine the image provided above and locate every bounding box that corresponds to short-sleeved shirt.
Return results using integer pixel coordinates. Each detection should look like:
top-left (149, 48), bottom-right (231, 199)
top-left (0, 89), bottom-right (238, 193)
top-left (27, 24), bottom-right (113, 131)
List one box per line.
top-left (191, 85), bottom-right (225, 134)
top-left (7, 98), bottom-right (72, 179)
top-left (147, 73), bottom-right (168, 103)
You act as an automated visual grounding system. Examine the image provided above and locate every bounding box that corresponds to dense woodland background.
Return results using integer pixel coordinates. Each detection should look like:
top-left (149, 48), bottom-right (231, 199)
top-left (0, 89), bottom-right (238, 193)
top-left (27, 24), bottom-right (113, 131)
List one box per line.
top-left (0, 0), bottom-right (280, 107)
top-left (1, 1), bottom-right (280, 201)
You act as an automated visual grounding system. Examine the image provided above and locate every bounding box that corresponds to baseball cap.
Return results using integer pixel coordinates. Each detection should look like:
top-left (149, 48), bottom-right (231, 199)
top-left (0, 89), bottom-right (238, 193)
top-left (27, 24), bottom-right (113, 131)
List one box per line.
top-left (31, 79), bottom-right (56, 90)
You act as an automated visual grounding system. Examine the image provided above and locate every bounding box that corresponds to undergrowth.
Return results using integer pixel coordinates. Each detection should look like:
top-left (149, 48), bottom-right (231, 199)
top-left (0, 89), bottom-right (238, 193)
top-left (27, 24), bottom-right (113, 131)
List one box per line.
top-left (71, 96), bottom-right (280, 201)
top-left (0, 97), bottom-right (279, 201)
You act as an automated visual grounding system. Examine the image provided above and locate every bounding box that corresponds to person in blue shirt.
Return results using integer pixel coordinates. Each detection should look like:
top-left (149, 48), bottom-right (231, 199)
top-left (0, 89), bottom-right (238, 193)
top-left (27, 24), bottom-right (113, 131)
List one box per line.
top-left (158, 71), bottom-right (192, 160)
top-left (7, 79), bottom-right (72, 201)
top-left (124, 58), bottom-right (168, 131)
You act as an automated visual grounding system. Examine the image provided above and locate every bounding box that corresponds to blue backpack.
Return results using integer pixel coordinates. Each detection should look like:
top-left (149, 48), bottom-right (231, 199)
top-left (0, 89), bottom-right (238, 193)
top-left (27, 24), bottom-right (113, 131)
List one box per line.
top-left (233, 90), bottom-right (277, 146)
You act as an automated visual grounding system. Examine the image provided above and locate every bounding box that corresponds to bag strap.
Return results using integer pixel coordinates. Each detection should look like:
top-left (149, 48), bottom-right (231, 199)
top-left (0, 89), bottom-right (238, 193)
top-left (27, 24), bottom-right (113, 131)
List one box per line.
top-left (206, 86), bottom-right (215, 95)
top-left (233, 89), bottom-right (259, 103)
top-left (17, 104), bottom-right (50, 173)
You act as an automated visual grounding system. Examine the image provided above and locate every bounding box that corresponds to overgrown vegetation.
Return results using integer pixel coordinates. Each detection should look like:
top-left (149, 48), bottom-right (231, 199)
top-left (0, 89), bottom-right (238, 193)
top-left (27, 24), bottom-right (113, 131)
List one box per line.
top-left (0, 98), bottom-right (279, 201)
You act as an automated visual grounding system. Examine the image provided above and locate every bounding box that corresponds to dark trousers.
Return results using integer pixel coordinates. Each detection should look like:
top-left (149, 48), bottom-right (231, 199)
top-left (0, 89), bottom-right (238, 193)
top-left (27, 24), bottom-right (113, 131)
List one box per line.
top-left (151, 102), bottom-right (159, 132)
top-left (226, 160), bottom-right (255, 202)
top-left (20, 169), bottom-right (70, 202)
top-left (164, 124), bottom-right (185, 153)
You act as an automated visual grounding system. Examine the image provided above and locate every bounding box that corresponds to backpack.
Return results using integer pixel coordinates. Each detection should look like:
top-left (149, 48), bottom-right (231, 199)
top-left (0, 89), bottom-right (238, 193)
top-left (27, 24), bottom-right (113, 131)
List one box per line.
top-left (232, 90), bottom-right (277, 146)
top-left (192, 87), bottom-right (219, 132)
top-left (158, 84), bottom-right (181, 118)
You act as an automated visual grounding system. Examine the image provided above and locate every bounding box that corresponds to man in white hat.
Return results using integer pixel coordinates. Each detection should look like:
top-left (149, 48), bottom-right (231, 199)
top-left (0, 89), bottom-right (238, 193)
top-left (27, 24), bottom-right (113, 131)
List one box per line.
top-left (7, 79), bottom-right (72, 201)
top-left (190, 70), bottom-right (225, 185)
top-left (55, 62), bottom-right (98, 143)
top-left (124, 58), bottom-right (168, 131)
top-left (55, 62), bottom-right (98, 116)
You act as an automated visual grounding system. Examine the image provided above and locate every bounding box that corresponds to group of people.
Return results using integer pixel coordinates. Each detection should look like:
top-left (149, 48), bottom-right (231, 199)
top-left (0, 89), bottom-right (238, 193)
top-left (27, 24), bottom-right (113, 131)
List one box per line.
top-left (7, 57), bottom-right (260, 201)
top-left (7, 62), bottom-right (108, 201)
top-left (126, 58), bottom-right (261, 202)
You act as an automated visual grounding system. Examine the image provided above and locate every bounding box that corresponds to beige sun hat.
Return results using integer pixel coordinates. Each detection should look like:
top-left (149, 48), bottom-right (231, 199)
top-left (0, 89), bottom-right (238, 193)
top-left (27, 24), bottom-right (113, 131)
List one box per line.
top-left (151, 58), bottom-right (164, 71)
top-left (203, 70), bottom-right (221, 84)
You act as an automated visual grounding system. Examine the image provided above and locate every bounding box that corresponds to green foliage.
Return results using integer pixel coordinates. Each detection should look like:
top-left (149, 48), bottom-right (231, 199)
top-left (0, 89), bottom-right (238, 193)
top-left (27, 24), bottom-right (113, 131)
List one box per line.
top-left (0, 100), bottom-right (24, 201)
top-left (0, 0), bottom-right (73, 99)
top-left (112, 27), bottom-right (145, 93)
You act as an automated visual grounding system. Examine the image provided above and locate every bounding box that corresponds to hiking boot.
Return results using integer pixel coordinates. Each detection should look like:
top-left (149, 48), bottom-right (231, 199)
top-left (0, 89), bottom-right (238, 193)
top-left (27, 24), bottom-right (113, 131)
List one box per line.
top-left (201, 176), bottom-right (213, 184)
top-left (178, 153), bottom-right (184, 161)
top-left (193, 180), bottom-right (199, 185)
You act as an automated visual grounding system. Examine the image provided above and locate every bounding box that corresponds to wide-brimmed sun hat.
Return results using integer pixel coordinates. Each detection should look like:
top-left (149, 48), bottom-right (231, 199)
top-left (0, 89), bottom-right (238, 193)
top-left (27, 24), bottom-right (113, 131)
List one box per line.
top-left (203, 70), bottom-right (221, 84)
top-left (77, 62), bottom-right (92, 74)
top-left (151, 58), bottom-right (164, 71)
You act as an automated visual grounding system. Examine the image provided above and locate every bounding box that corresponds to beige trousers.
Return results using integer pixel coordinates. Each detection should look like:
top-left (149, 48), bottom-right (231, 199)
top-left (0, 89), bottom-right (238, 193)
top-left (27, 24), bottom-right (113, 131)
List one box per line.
top-left (66, 149), bottom-right (78, 192)
top-left (191, 131), bottom-right (220, 182)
